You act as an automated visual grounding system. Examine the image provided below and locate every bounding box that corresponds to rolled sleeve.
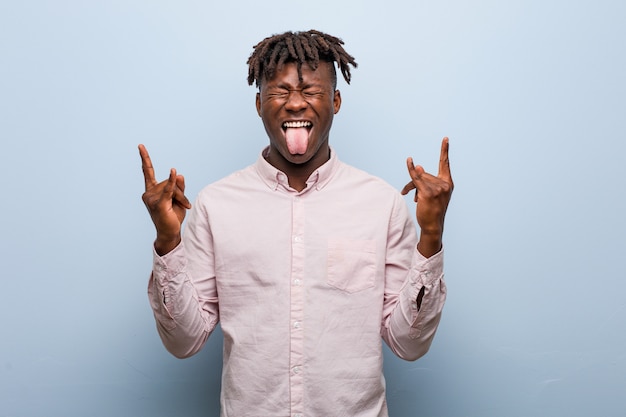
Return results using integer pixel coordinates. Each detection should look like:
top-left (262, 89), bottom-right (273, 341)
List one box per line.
top-left (148, 243), bottom-right (187, 331)
top-left (384, 247), bottom-right (447, 361)
top-left (406, 249), bottom-right (446, 339)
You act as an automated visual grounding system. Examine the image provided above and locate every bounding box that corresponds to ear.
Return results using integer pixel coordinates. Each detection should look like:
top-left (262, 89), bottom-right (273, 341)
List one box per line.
top-left (256, 92), bottom-right (261, 116)
top-left (333, 89), bottom-right (342, 114)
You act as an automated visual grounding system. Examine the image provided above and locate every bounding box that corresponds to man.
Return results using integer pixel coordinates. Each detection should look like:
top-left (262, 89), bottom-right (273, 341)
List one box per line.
top-left (139, 30), bottom-right (453, 417)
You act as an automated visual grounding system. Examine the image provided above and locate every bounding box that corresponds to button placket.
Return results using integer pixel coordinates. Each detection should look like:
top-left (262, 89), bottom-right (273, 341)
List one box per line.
top-left (289, 196), bottom-right (305, 413)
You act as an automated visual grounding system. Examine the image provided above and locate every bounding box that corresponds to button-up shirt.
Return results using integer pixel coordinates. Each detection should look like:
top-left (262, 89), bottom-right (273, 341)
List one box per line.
top-left (148, 148), bottom-right (447, 417)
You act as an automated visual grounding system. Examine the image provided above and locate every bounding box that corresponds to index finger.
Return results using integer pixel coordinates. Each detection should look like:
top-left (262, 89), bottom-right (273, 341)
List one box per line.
top-left (138, 144), bottom-right (157, 189)
top-left (438, 137), bottom-right (452, 180)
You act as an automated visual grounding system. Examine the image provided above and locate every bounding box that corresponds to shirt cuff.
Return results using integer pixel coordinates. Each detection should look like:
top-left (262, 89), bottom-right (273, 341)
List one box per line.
top-left (152, 241), bottom-right (187, 283)
top-left (411, 246), bottom-right (444, 287)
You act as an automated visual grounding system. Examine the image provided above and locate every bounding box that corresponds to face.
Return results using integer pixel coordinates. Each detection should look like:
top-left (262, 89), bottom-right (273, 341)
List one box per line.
top-left (256, 61), bottom-right (341, 172)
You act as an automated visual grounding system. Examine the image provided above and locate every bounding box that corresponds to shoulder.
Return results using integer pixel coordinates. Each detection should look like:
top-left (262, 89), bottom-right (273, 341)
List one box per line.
top-left (329, 161), bottom-right (413, 231)
top-left (334, 160), bottom-right (400, 197)
top-left (195, 164), bottom-right (258, 202)
top-left (328, 160), bottom-right (409, 219)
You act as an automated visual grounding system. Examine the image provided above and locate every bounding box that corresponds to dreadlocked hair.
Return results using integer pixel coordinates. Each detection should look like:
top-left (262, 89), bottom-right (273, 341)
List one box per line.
top-left (247, 30), bottom-right (358, 88)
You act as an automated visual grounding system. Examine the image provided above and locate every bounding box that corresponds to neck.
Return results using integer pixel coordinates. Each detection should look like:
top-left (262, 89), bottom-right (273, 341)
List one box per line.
top-left (265, 145), bottom-right (330, 192)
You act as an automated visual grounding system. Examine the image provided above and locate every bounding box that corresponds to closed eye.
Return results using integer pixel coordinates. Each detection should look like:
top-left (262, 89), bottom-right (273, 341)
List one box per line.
top-left (267, 90), bottom-right (289, 99)
top-left (303, 89), bottom-right (324, 98)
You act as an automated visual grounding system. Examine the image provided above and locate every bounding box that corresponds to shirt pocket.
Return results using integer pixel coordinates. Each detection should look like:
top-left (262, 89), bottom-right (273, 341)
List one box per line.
top-left (326, 238), bottom-right (376, 293)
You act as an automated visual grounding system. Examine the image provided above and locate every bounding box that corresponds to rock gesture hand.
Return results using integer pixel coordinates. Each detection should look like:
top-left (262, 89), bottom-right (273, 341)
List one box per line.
top-left (139, 144), bottom-right (192, 255)
top-left (401, 137), bottom-right (454, 258)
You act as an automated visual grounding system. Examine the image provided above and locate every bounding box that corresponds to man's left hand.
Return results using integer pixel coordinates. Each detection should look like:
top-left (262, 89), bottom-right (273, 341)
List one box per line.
top-left (401, 137), bottom-right (454, 258)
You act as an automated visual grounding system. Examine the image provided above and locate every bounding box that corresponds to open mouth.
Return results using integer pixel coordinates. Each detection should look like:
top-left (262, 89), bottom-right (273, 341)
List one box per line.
top-left (282, 120), bottom-right (312, 130)
top-left (282, 121), bottom-right (312, 154)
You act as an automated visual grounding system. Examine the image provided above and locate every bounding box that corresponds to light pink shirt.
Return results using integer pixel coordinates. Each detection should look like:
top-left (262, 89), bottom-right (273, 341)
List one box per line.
top-left (148, 149), bottom-right (446, 417)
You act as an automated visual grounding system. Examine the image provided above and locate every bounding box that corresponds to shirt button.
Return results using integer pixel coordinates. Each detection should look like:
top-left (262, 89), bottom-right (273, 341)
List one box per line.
top-left (293, 366), bottom-right (301, 374)
top-left (293, 279), bottom-right (301, 286)
top-left (293, 321), bottom-right (301, 329)
top-left (294, 235), bottom-right (303, 243)
top-left (294, 414), bottom-right (303, 417)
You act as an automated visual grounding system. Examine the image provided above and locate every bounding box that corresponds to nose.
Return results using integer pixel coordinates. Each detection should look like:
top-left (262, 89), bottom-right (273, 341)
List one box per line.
top-left (284, 89), bottom-right (307, 112)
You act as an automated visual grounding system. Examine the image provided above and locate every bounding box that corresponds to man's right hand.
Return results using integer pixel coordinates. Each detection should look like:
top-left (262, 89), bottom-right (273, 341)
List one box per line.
top-left (139, 144), bottom-right (192, 255)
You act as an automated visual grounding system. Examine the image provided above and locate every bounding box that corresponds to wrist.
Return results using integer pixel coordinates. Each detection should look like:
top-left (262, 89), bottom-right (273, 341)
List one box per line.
top-left (417, 230), bottom-right (442, 258)
top-left (154, 234), bottom-right (181, 256)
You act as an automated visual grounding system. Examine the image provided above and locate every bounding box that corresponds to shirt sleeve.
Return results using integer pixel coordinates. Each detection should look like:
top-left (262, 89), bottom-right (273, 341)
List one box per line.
top-left (380, 195), bottom-right (447, 361)
top-left (147, 198), bottom-right (220, 359)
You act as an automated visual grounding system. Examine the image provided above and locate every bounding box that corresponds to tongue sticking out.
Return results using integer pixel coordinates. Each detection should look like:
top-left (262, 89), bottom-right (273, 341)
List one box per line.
top-left (285, 127), bottom-right (309, 155)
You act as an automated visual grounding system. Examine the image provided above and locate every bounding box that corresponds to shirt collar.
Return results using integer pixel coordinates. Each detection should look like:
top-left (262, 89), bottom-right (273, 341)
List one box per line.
top-left (254, 146), bottom-right (340, 193)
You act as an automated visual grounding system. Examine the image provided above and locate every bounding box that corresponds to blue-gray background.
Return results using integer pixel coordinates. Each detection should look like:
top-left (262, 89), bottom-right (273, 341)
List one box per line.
top-left (1, 1), bottom-right (625, 416)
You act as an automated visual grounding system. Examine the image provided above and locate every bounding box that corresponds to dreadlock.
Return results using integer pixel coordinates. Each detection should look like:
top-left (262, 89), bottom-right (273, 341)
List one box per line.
top-left (247, 30), bottom-right (358, 89)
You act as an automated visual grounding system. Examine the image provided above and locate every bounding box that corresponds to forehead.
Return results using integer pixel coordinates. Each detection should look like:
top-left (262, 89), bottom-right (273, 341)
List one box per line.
top-left (262, 61), bottom-right (335, 87)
